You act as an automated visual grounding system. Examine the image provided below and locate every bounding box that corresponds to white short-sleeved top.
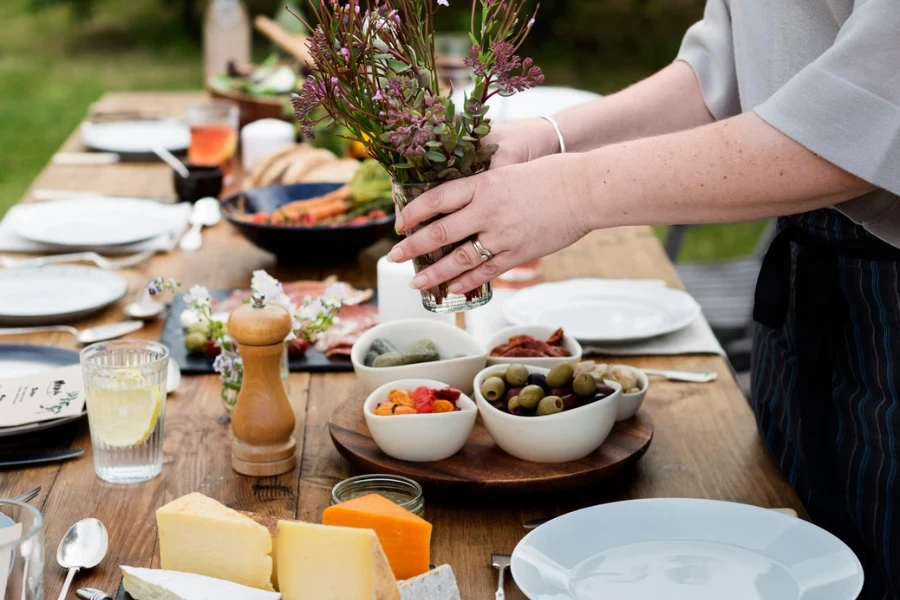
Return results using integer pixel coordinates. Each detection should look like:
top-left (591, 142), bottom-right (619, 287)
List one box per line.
top-left (677, 0), bottom-right (900, 247)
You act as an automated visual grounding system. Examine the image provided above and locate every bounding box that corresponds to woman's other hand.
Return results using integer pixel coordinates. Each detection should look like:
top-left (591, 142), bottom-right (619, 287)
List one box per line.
top-left (485, 118), bottom-right (561, 169)
top-left (387, 154), bottom-right (590, 294)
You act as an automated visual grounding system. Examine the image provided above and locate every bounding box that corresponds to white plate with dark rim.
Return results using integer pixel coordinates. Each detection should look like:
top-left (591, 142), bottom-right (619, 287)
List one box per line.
top-left (511, 498), bottom-right (864, 600)
top-left (0, 344), bottom-right (85, 438)
top-left (13, 197), bottom-right (176, 248)
top-left (81, 119), bottom-right (190, 155)
top-left (502, 279), bottom-right (701, 343)
top-left (0, 266), bottom-right (127, 325)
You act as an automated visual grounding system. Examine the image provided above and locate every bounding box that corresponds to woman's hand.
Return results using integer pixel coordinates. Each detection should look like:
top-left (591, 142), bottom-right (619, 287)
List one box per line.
top-left (388, 154), bottom-right (591, 294)
top-left (483, 118), bottom-right (562, 169)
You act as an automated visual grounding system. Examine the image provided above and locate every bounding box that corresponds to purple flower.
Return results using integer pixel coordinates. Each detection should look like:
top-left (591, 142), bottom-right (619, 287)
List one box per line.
top-left (528, 17), bottom-right (535, 27)
top-left (340, 47), bottom-right (351, 61)
top-left (437, 0), bottom-right (449, 6)
top-left (373, 89), bottom-right (384, 102)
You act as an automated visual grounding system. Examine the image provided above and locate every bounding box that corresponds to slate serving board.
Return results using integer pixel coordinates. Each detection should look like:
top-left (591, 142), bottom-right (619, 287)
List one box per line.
top-left (160, 288), bottom-right (376, 375)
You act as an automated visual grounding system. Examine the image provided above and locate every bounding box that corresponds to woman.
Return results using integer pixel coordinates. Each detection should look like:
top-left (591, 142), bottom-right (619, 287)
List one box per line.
top-left (388, 0), bottom-right (900, 597)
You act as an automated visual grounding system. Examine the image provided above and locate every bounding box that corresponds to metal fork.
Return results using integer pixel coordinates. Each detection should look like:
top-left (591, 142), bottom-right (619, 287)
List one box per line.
top-left (1, 249), bottom-right (155, 270)
top-left (8, 487), bottom-right (41, 504)
top-left (492, 554), bottom-right (511, 600)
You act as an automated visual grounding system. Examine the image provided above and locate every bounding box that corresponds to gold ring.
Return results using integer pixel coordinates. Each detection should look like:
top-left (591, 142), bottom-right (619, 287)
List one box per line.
top-left (472, 239), bottom-right (493, 262)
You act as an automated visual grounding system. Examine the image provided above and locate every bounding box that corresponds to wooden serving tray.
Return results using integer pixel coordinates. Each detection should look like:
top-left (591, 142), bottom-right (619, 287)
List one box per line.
top-left (329, 397), bottom-right (653, 498)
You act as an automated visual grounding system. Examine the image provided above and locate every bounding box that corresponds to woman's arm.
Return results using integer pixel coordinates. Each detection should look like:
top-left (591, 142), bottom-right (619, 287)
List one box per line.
top-left (488, 62), bottom-right (715, 168)
top-left (388, 112), bottom-right (875, 293)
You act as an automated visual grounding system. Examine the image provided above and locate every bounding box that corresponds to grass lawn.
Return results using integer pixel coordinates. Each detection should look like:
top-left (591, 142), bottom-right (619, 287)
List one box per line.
top-left (0, 0), bottom-right (765, 262)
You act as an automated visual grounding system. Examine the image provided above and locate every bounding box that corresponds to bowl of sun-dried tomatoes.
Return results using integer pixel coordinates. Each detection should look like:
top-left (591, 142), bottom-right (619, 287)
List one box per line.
top-left (486, 326), bottom-right (583, 369)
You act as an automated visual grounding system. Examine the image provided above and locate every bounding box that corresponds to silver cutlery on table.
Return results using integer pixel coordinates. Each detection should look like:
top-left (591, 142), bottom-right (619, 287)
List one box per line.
top-left (1, 249), bottom-right (155, 271)
top-left (76, 589), bottom-right (111, 600)
top-left (56, 518), bottom-right (109, 600)
top-left (0, 449), bottom-right (84, 469)
top-left (491, 553), bottom-right (511, 600)
top-left (522, 507), bottom-right (799, 530)
top-left (0, 320), bottom-right (144, 344)
top-left (8, 486), bottom-right (41, 503)
top-left (124, 289), bottom-right (167, 320)
top-left (179, 197), bottom-right (222, 253)
top-left (641, 368), bottom-right (718, 383)
top-left (29, 190), bottom-right (169, 203)
top-left (52, 153), bottom-right (120, 166)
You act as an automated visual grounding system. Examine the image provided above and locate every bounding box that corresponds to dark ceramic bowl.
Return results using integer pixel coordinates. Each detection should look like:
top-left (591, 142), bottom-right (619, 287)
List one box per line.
top-left (221, 182), bottom-right (396, 264)
top-left (173, 165), bottom-right (224, 203)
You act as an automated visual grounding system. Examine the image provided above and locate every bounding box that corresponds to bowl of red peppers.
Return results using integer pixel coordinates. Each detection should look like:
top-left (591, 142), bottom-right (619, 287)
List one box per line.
top-left (363, 378), bottom-right (477, 462)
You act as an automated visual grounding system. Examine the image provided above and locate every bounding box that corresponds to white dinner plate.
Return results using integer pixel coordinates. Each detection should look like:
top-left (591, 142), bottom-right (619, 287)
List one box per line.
top-left (13, 197), bottom-right (176, 247)
top-left (80, 119), bottom-right (190, 154)
top-left (502, 279), bottom-right (701, 343)
top-left (512, 498), bottom-right (864, 600)
top-left (0, 266), bottom-right (127, 325)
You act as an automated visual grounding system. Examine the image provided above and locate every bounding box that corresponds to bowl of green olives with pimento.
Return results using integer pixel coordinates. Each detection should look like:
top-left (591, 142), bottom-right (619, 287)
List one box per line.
top-left (473, 362), bottom-right (623, 463)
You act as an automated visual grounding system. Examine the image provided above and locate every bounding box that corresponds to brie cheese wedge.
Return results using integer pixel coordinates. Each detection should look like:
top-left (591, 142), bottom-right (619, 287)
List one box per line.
top-left (398, 565), bottom-right (461, 600)
top-left (120, 566), bottom-right (282, 600)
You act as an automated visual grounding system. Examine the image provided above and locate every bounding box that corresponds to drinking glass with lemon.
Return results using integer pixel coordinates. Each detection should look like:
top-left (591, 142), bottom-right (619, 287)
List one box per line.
top-left (80, 341), bottom-right (169, 484)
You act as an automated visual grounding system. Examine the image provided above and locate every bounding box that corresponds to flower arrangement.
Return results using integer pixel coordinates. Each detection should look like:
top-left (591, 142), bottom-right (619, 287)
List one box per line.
top-left (291, 0), bottom-right (543, 184)
top-left (290, 0), bottom-right (542, 311)
top-left (147, 271), bottom-right (344, 397)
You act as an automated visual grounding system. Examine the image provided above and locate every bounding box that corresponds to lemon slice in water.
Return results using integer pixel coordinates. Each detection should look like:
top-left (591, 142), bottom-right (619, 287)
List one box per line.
top-left (87, 369), bottom-right (163, 448)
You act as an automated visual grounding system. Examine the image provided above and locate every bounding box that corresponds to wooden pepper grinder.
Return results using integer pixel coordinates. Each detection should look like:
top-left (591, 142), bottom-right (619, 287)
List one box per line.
top-left (228, 293), bottom-right (297, 476)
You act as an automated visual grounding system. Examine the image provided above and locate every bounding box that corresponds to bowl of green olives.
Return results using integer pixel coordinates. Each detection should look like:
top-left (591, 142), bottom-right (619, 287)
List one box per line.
top-left (485, 325), bottom-right (583, 369)
top-left (473, 363), bottom-right (623, 463)
top-left (351, 319), bottom-right (487, 394)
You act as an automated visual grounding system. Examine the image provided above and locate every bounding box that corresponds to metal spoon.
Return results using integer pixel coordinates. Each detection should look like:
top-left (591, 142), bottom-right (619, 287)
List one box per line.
top-left (151, 145), bottom-right (190, 178)
top-left (179, 197), bottom-right (222, 253)
top-left (56, 518), bottom-right (109, 600)
top-left (124, 289), bottom-right (166, 320)
top-left (0, 321), bottom-right (144, 344)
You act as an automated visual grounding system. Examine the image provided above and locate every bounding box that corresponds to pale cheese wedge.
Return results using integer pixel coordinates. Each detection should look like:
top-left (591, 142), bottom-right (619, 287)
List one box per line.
top-left (399, 565), bottom-right (461, 600)
top-left (156, 493), bottom-right (274, 591)
top-left (121, 566), bottom-right (281, 600)
top-left (276, 520), bottom-right (400, 600)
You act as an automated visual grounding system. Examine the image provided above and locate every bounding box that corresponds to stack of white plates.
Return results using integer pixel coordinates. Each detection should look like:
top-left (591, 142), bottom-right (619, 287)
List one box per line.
top-left (502, 279), bottom-right (701, 344)
top-left (1, 196), bottom-right (185, 325)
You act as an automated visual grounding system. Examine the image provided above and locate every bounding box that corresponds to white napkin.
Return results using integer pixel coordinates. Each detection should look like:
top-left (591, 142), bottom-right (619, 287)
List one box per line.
top-left (466, 282), bottom-right (725, 357)
top-left (0, 201), bottom-right (191, 255)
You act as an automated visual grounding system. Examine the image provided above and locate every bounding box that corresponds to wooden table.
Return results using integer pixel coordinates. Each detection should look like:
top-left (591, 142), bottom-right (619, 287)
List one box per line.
top-left (0, 92), bottom-right (805, 599)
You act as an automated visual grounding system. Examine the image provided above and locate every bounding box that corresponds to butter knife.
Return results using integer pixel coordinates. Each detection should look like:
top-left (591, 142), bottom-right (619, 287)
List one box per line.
top-left (0, 449), bottom-right (84, 469)
top-left (76, 588), bottom-right (112, 600)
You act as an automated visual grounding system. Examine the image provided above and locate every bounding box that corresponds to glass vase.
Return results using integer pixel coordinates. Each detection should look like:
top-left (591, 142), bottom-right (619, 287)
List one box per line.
top-left (392, 181), bottom-right (493, 313)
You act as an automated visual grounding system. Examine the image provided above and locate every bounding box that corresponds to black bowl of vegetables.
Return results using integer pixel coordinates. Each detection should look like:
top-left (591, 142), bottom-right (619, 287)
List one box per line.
top-left (221, 172), bottom-right (396, 264)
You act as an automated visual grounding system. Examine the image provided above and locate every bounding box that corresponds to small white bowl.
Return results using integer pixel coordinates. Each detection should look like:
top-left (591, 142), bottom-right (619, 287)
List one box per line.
top-left (473, 365), bottom-right (621, 463)
top-left (363, 378), bottom-right (478, 462)
top-left (485, 325), bottom-right (583, 369)
top-left (611, 366), bottom-right (649, 422)
top-left (351, 319), bottom-right (487, 394)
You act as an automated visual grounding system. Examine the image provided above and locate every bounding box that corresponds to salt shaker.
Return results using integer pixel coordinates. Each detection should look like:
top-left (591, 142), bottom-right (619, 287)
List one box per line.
top-left (227, 293), bottom-right (297, 476)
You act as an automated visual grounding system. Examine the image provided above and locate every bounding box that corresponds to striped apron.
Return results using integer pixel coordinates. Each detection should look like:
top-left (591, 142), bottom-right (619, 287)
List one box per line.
top-left (752, 208), bottom-right (900, 600)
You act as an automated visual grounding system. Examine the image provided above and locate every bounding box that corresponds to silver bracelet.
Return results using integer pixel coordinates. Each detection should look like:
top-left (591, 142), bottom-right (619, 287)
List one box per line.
top-left (540, 115), bottom-right (566, 154)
